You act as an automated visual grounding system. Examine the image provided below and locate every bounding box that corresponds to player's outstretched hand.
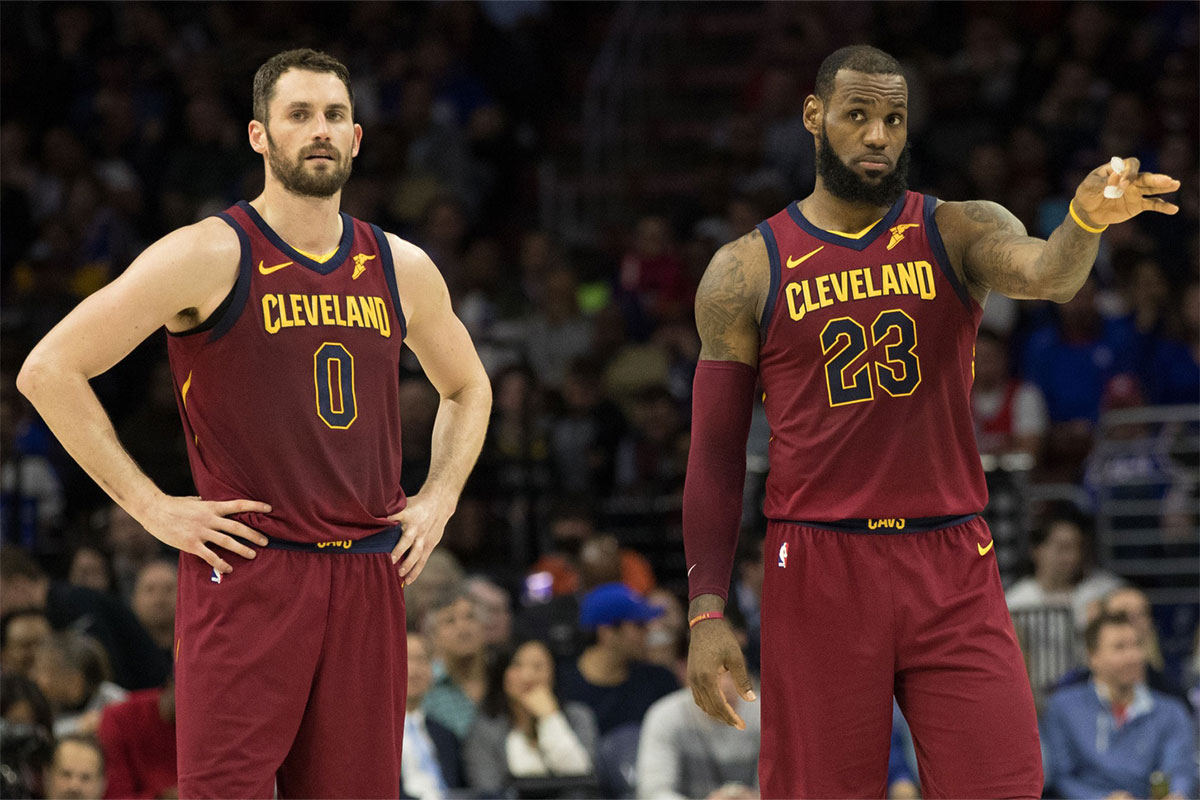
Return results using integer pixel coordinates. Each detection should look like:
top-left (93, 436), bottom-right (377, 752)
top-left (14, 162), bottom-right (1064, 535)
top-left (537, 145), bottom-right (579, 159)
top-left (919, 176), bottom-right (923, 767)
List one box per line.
top-left (687, 618), bottom-right (757, 730)
top-left (388, 492), bottom-right (453, 585)
top-left (1072, 156), bottom-right (1180, 229)
top-left (138, 496), bottom-right (271, 575)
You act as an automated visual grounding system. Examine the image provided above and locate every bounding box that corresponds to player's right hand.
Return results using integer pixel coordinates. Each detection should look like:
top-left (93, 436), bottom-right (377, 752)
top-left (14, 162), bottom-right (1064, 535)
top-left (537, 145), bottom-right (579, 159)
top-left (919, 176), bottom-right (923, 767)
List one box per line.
top-left (687, 618), bottom-right (756, 730)
top-left (136, 496), bottom-right (271, 575)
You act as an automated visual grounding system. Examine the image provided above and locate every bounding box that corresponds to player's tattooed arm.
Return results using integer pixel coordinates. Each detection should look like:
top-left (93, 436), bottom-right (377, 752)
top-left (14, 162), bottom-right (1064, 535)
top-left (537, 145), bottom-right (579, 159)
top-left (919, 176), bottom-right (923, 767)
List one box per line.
top-left (936, 199), bottom-right (1097, 304)
top-left (695, 229), bottom-right (770, 366)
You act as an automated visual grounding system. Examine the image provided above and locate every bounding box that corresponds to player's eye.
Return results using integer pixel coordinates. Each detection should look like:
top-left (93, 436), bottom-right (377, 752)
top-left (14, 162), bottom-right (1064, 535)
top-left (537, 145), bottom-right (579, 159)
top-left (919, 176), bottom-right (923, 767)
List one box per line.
top-left (888, 115), bottom-right (903, 126)
top-left (849, 110), bottom-right (865, 121)
top-left (291, 111), bottom-right (307, 121)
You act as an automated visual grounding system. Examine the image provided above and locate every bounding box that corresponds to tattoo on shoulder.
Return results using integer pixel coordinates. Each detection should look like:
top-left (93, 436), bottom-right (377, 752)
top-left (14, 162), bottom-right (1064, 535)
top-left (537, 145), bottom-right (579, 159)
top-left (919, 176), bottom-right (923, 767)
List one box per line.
top-left (695, 232), bottom-right (765, 360)
top-left (957, 201), bottom-right (1038, 294)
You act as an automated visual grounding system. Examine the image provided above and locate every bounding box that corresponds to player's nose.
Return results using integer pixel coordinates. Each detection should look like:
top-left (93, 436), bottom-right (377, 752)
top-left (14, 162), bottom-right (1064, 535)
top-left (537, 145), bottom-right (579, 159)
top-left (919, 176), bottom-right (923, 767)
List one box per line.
top-left (863, 118), bottom-right (888, 148)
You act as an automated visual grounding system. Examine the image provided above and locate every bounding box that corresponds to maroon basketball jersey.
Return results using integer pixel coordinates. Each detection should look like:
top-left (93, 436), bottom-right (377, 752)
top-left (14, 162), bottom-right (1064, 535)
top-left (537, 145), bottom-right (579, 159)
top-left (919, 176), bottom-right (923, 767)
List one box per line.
top-left (165, 201), bottom-right (407, 543)
top-left (756, 191), bottom-right (987, 521)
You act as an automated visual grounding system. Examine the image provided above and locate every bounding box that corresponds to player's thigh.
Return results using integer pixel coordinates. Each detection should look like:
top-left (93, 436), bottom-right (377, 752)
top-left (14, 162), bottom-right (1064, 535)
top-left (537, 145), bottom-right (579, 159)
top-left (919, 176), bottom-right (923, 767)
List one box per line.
top-left (893, 521), bottom-right (1042, 799)
top-left (175, 549), bottom-right (328, 798)
top-left (276, 554), bottom-right (406, 799)
top-left (760, 523), bottom-right (895, 799)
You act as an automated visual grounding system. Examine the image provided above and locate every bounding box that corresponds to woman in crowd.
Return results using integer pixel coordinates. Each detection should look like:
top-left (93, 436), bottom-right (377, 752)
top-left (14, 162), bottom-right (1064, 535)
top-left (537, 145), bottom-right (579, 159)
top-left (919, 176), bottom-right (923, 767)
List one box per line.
top-left (464, 638), bottom-right (597, 794)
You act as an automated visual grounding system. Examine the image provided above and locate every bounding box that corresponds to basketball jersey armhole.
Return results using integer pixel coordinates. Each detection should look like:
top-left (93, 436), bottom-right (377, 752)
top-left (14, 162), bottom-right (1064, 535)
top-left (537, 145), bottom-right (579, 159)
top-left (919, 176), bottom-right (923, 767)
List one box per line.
top-left (370, 224), bottom-right (407, 341)
top-left (756, 221), bottom-right (782, 339)
top-left (922, 195), bottom-right (973, 313)
top-left (165, 212), bottom-right (252, 342)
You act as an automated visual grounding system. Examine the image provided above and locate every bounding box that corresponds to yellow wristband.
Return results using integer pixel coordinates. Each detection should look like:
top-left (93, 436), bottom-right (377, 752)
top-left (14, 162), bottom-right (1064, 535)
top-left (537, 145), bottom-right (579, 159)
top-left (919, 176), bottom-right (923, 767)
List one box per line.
top-left (1069, 200), bottom-right (1108, 234)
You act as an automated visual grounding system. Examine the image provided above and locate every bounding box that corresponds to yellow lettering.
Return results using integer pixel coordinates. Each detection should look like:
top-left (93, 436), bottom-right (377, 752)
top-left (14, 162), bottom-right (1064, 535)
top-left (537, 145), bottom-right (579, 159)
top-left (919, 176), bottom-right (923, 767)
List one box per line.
top-left (289, 294), bottom-right (306, 327)
top-left (320, 295), bottom-right (336, 326)
top-left (375, 298), bottom-right (391, 338)
top-left (262, 295), bottom-right (281, 334)
top-left (278, 294), bottom-right (294, 328)
top-left (850, 270), bottom-right (866, 300)
top-left (915, 260), bottom-right (936, 300)
top-left (896, 518), bottom-right (906, 530)
top-left (302, 295), bottom-right (319, 326)
top-left (881, 263), bottom-right (900, 296)
top-left (868, 519), bottom-right (881, 530)
top-left (897, 262), bottom-right (919, 295)
top-left (829, 271), bottom-right (849, 303)
top-left (361, 297), bottom-right (379, 330)
top-left (333, 296), bottom-right (346, 327)
top-left (802, 280), bottom-right (820, 314)
top-left (345, 296), bottom-right (363, 327)
top-left (864, 267), bottom-right (881, 298)
top-left (786, 283), bottom-right (806, 321)
top-left (816, 274), bottom-right (833, 308)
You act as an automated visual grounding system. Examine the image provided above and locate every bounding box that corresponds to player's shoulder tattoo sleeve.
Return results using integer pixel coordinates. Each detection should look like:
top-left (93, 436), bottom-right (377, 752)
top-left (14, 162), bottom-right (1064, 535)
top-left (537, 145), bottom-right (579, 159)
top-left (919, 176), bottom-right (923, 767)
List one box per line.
top-left (695, 228), bottom-right (769, 365)
top-left (936, 200), bottom-right (1044, 299)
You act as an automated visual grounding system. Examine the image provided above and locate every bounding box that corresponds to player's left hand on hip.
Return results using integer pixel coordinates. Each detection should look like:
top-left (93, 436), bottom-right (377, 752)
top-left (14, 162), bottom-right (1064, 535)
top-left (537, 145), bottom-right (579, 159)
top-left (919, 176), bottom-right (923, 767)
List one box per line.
top-left (387, 492), bottom-right (453, 585)
top-left (1073, 156), bottom-right (1180, 228)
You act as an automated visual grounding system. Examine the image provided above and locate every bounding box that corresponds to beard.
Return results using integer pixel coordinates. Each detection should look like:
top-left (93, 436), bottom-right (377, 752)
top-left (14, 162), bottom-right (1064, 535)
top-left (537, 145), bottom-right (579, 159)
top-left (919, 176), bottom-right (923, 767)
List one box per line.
top-left (815, 123), bottom-right (910, 208)
top-left (265, 129), bottom-right (353, 198)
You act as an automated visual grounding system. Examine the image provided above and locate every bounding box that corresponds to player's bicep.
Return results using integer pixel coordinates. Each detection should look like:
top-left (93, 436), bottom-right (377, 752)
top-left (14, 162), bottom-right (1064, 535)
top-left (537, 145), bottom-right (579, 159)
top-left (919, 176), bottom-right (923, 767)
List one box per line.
top-left (948, 201), bottom-right (1048, 300)
top-left (695, 231), bottom-right (769, 366)
top-left (391, 238), bottom-right (487, 399)
top-left (23, 220), bottom-right (238, 380)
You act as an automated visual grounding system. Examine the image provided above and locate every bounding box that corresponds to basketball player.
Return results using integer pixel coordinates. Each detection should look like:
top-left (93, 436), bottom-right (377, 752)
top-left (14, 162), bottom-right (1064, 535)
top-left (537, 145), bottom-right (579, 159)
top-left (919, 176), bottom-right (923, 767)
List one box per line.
top-left (682, 46), bottom-right (1179, 799)
top-left (17, 49), bottom-right (492, 798)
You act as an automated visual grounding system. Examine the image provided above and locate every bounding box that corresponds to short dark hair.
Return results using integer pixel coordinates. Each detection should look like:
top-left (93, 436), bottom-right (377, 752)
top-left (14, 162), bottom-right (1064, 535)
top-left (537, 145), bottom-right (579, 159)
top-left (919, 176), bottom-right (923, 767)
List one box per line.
top-left (252, 48), bottom-right (354, 125)
top-left (38, 632), bottom-right (112, 696)
top-left (0, 608), bottom-right (49, 649)
top-left (814, 45), bottom-right (904, 103)
top-left (51, 733), bottom-right (106, 776)
top-left (1084, 611), bottom-right (1134, 654)
top-left (0, 673), bottom-right (54, 735)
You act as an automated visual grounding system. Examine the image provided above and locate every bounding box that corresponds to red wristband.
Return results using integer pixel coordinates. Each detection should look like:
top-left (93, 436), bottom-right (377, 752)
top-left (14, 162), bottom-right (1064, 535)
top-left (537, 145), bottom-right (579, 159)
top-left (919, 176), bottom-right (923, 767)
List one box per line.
top-left (688, 611), bottom-right (724, 629)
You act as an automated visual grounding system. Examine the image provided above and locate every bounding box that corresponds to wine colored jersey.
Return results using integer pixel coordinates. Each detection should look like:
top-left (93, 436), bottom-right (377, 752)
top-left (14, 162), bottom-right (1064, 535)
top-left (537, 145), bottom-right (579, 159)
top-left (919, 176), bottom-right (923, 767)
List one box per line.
top-left (165, 201), bottom-right (407, 543)
top-left (755, 191), bottom-right (987, 521)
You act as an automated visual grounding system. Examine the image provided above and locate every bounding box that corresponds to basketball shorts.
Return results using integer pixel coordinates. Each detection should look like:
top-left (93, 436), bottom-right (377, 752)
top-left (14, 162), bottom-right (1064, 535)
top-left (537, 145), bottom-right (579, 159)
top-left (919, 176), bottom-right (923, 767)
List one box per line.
top-left (174, 528), bottom-right (407, 798)
top-left (759, 515), bottom-right (1042, 799)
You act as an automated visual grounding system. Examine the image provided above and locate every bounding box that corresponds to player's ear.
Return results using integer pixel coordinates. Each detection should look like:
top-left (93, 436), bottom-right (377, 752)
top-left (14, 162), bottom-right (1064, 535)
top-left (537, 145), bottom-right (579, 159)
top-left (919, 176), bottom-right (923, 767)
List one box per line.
top-left (352, 122), bottom-right (363, 158)
top-left (802, 95), bottom-right (822, 136)
top-left (249, 120), bottom-right (268, 155)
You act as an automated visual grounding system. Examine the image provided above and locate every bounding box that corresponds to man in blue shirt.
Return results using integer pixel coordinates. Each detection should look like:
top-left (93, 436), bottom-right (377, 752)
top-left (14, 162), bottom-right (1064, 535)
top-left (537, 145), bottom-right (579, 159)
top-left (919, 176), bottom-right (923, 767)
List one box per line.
top-left (1042, 612), bottom-right (1195, 799)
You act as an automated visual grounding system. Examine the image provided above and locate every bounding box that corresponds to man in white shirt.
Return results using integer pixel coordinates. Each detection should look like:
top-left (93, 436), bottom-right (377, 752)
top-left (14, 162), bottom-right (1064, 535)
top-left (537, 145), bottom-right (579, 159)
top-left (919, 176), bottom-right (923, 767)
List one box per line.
top-left (403, 632), bottom-right (461, 800)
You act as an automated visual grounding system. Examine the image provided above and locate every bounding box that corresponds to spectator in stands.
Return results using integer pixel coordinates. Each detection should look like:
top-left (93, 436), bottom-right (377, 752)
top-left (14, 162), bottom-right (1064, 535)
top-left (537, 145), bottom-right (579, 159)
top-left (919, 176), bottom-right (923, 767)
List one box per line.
top-left (644, 588), bottom-right (687, 685)
top-left (618, 215), bottom-right (690, 330)
top-left (43, 734), bottom-right (107, 800)
top-left (887, 703), bottom-right (919, 800)
top-left (66, 546), bottom-right (113, 596)
top-left (612, 385), bottom-right (687, 498)
top-left (465, 638), bottom-right (597, 794)
top-left (1042, 613), bottom-right (1196, 799)
top-left (1140, 280), bottom-right (1198, 405)
top-left (549, 357), bottom-right (627, 497)
top-left (1, 608), bottom-right (52, 677)
top-left (31, 631), bottom-right (127, 736)
top-left (404, 549), bottom-right (466, 631)
top-left (728, 536), bottom-right (764, 673)
top-left (971, 327), bottom-right (1049, 459)
top-left (635, 666), bottom-right (760, 800)
top-left (0, 674), bottom-right (55, 798)
top-left (423, 587), bottom-right (488, 740)
top-left (1006, 507), bottom-right (1123, 629)
top-left (558, 583), bottom-right (678, 735)
top-left (0, 548), bottom-right (168, 690)
top-left (465, 575), bottom-right (513, 648)
top-left (129, 559), bottom-right (176, 652)
top-left (103, 505), bottom-right (162, 600)
top-left (96, 677), bottom-right (176, 799)
top-left (524, 266), bottom-right (594, 390)
top-left (402, 632), bottom-right (462, 800)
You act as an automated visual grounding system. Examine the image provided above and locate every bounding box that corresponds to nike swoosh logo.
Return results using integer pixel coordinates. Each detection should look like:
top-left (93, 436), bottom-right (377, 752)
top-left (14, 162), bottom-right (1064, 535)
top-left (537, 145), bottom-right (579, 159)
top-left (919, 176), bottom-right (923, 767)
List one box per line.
top-left (977, 540), bottom-right (994, 556)
top-left (258, 260), bottom-right (294, 275)
top-left (687, 564), bottom-right (697, 576)
top-left (786, 246), bottom-right (824, 268)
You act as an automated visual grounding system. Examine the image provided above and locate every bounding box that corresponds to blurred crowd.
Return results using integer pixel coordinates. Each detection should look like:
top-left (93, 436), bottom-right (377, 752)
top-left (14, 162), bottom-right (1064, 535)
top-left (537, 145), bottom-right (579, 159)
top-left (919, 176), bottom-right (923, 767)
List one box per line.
top-left (0, 2), bottom-right (1197, 799)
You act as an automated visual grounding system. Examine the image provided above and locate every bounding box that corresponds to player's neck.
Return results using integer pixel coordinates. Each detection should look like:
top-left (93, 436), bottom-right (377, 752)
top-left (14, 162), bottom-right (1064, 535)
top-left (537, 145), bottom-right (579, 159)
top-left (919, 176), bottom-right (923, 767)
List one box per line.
top-left (250, 185), bottom-right (344, 256)
top-left (800, 184), bottom-right (892, 235)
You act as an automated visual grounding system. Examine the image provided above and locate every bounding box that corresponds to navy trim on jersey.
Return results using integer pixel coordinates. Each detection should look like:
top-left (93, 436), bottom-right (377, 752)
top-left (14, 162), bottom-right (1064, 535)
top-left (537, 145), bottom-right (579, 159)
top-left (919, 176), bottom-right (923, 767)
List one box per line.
top-left (755, 221), bottom-right (781, 338)
top-left (370, 224), bottom-right (407, 340)
top-left (923, 195), bottom-right (972, 312)
top-left (777, 513), bottom-right (979, 534)
top-left (785, 193), bottom-right (907, 251)
top-left (232, 524), bottom-right (403, 553)
top-left (237, 200), bottom-right (354, 275)
top-left (166, 213), bottom-right (251, 341)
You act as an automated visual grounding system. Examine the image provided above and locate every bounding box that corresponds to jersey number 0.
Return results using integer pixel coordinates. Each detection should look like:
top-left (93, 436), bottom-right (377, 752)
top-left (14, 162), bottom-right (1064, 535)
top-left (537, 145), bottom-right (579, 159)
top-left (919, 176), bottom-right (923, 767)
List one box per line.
top-left (820, 309), bottom-right (921, 407)
top-left (314, 342), bottom-right (357, 429)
